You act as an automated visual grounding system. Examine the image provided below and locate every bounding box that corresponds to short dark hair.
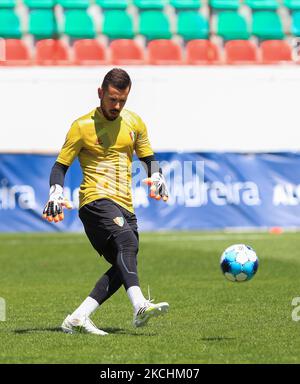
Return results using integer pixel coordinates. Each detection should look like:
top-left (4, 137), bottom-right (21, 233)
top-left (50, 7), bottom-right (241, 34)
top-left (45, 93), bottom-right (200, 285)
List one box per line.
top-left (101, 68), bottom-right (132, 91)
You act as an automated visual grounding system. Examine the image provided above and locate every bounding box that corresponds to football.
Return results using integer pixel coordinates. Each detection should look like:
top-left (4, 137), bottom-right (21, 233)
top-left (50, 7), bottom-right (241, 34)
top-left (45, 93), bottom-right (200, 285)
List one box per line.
top-left (220, 244), bottom-right (259, 282)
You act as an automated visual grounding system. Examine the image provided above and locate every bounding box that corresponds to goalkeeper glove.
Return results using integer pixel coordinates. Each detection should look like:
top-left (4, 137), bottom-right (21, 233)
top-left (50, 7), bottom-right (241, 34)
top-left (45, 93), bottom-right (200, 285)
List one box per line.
top-left (42, 184), bottom-right (72, 223)
top-left (143, 172), bottom-right (169, 202)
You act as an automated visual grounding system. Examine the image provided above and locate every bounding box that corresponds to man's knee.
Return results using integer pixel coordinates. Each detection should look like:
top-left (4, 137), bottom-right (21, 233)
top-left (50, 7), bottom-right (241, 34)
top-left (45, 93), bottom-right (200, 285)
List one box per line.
top-left (114, 230), bottom-right (139, 255)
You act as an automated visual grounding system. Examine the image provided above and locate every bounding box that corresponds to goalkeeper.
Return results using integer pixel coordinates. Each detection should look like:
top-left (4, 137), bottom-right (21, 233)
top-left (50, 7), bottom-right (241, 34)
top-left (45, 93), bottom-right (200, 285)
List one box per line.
top-left (43, 68), bottom-right (169, 336)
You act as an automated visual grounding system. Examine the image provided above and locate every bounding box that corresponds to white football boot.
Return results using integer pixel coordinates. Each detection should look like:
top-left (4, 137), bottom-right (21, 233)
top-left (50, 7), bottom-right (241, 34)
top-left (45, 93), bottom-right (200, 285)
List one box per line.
top-left (61, 315), bottom-right (108, 336)
top-left (133, 301), bottom-right (169, 328)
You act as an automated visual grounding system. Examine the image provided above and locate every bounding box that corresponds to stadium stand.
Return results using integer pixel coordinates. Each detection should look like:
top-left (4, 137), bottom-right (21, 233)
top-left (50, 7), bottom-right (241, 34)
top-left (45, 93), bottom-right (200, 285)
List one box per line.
top-left (177, 11), bottom-right (209, 40)
top-left (73, 38), bottom-right (106, 64)
top-left (0, 0), bottom-right (16, 7)
top-left (0, 9), bottom-right (21, 38)
top-left (0, 39), bottom-right (31, 65)
top-left (260, 39), bottom-right (293, 63)
top-left (29, 9), bottom-right (58, 40)
top-left (95, 0), bottom-right (129, 9)
top-left (0, 0), bottom-right (299, 65)
top-left (24, 0), bottom-right (55, 8)
top-left (147, 39), bottom-right (183, 64)
top-left (186, 39), bottom-right (220, 64)
top-left (35, 39), bottom-right (70, 65)
top-left (102, 10), bottom-right (135, 39)
top-left (224, 40), bottom-right (258, 63)
top-left (110, 39), bottom-right (145, 65)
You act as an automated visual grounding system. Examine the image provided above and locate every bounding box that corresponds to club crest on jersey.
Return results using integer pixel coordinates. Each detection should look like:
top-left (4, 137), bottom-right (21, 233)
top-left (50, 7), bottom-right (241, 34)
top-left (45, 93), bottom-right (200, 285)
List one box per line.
top-left (129, 131), bottom-right (136, 142)
top-left (113, 217), bottom-right (124, 227)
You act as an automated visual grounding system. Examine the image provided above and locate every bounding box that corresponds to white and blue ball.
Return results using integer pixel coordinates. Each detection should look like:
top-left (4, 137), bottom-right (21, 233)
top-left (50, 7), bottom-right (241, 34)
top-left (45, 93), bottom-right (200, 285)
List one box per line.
top-left (220, 244), bottom-right (258, 282)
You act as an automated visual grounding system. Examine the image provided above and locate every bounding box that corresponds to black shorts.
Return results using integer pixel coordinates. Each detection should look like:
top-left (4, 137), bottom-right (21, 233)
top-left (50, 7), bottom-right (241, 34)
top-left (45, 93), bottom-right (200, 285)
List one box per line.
top-left (79, 198), bottom-right (138, 264)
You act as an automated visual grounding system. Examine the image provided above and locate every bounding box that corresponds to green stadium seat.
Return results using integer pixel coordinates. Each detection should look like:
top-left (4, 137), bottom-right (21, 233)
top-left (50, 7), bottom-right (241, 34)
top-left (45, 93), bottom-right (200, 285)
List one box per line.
top-left (0, 10), bottom-right (21, 38)
top-left (29, 10), bottom-right (58, 39)
top-left (95, 0), bottom-right (128, 9)
top-left (245, 0), bottom-right (279, 11)
top-left (139, 11), bottom-right (171, 40)
top-left (24, 0), bottom-right (55, 8)
top-left (170, 0), bottom-right (202, 10)
top-left (209, 0), bottom-right (240, 11)
top-left (57, 0), bottom-right (90, 9)
top-left (64, 10), bottom-right (96, 38)
top-left (252, 11), bottom-right (284, 39)
top-left (177, 11), bottom-right (209, 40)
top-left (291, 11), bottom-right (300, 36)
top-left (102, 10), bottom-right (134, 39)
top-left (0, 0), bottom-right (16, 8)
top-left (134, 0), bottom-right (166, 10)
top-left (284, 0), bottom-right (300, 11)
top-left (217, 11), bottom-right (249, 40)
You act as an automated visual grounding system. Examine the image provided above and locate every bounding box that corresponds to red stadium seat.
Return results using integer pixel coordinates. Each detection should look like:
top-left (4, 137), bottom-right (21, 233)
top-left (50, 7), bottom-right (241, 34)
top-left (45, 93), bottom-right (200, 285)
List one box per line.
top-left (0, 39), bottom-right (31, 66)
top-left (261, 40), bottom-right (293, 64)
top-left (186, 39), bottom-right (220, 65)
top-left (73, 39), bottom-right (107, 65)
top-left (147, 39), bottom-right (183, 65)
top-left (225, 40), bottom-right (258, 64)
top-left (35, 39), bottom-right (70, 65)
top-left (110, 39), bottom-right (145, 65)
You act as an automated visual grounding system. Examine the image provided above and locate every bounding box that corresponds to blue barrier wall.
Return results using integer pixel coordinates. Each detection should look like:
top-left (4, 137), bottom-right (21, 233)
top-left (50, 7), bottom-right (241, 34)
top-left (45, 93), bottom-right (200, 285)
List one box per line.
top-left (1, 153), bottom-right (300, 232)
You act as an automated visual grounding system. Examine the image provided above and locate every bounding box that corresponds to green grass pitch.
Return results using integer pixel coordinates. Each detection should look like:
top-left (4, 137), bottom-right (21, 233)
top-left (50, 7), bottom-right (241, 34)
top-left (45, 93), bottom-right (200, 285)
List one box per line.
top-left (0, 231), bottom-right (300, 364)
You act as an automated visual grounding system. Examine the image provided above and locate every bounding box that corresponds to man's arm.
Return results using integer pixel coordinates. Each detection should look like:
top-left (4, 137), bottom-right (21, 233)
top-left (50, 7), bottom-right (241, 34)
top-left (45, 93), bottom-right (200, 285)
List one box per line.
top-left (139, 155), bottom-right (168, 201)
top-left (43, 162), bottom-right (72, 223)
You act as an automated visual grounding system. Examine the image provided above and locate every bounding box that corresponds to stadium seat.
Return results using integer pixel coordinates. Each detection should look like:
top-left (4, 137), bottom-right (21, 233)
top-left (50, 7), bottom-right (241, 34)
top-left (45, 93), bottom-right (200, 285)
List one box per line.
top-left (35, 39), bottom-right (70, 65)
top-left (102, 10), bottom-right (134, 39)
top-left (64, 10), bottom-right (96, 38)
top-left (245, 0), bottom-right (279, 11)
top-left (209, 0), bottom-right (240, 10)
top-left (225, 40), bottom-right (258, 64)
top-left (0, 39), bottom-right (31, 66)
top-left (186, 39), bottom-right (220, 64)
top-left (0, 10), bottom-right (21, 38)
top-left (217, 11), bottom-right (250, 40)
top-left (291, 11), bottom-right (300, 36)
top-left (73, 39), bottom-right (106, 65)
top-left (177, 11), bottom-right (209, 40)
top-left (284, 0), bottom-right (300, 11)
top-left (147, 39), bottom-right (183, 64)
top-left (0, 0), bottom-right (15, 7)
top-left (252, 11), bottom-right (284, 39)
top-left (24, 0), bottom-right (55, 8)
top-left (95, 0), bottom-right (128, 9)
top-left (261, 40), bottom-right (293, 63)
top-left (57, 0), bottom-right (90, 9)
top-left (139, 11), bottom-right (171, 40)
top-left (170, 0), bottom-right (202, 10)
top-left (29, 10), bottom-right (58, 40)
top-left (110, 39), bottom-right (145, 64)
top-left (134, 0), bottom-right (166, 10)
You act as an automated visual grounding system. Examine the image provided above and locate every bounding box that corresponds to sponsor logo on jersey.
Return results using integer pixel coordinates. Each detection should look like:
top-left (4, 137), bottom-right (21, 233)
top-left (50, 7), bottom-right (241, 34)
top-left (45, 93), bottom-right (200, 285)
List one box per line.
top-left (113, 217), bottom-right (124, 227)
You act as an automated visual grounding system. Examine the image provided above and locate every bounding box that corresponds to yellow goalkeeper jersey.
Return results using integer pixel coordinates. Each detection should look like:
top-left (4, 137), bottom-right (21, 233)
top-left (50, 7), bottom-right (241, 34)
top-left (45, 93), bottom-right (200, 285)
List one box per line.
top-left (56, 108), bottom-right (154, 213)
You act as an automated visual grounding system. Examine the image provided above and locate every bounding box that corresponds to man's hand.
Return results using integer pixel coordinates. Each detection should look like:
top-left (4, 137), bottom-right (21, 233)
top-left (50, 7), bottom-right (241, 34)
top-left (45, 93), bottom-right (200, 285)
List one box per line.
top-left (143, 172), bottom-right (169, 202)
top-left (42, 184), bottom-right (72, 223)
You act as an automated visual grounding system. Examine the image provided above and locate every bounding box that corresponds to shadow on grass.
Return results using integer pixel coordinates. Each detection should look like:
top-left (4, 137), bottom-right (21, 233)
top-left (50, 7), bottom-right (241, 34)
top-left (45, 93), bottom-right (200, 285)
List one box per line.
top-left (13, 327), bottom-right (156, 336)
